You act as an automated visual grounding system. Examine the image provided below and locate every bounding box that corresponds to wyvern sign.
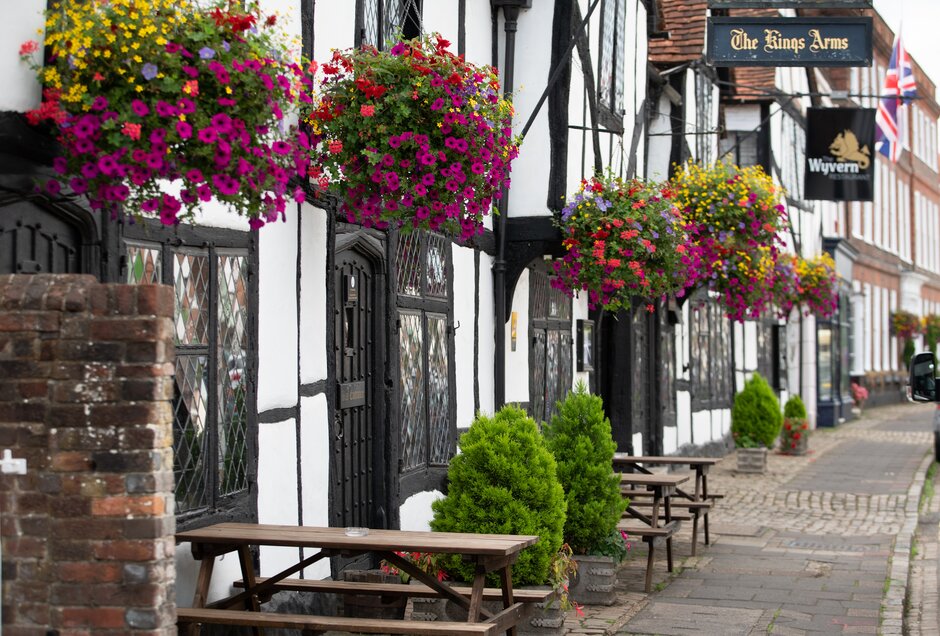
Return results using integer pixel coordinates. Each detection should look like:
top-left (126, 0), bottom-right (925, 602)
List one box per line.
top-left (805, 108), bottom-right (875, 202)
top-left (707, 17), bottom-right (872, 67)
top-left (708, 1), bottom-right (871, 7)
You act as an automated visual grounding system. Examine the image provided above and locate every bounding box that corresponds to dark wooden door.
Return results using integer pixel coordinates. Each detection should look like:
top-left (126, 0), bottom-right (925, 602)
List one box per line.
top-left (332, 247), bottom-right (381, 537)
top-left (0, 201), bottom-right (82, 274)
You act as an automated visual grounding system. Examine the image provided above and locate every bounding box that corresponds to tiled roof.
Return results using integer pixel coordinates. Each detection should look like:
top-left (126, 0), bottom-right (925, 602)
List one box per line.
top-left (648, 0), bottom-right (708, 65)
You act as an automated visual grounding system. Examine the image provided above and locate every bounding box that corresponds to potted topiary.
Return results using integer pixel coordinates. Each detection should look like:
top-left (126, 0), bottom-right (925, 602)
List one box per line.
top-left (781, 395), bottom-right (810, 456)
top-left (730, 372), bottom-right (782, 473)
top-left (542, 383), bottom-right (627, 606)
top-left (430, 405), bottom-right (570, 634)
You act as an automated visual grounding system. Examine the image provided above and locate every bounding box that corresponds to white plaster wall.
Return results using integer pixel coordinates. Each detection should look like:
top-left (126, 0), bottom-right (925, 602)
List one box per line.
top-left (505, 269), bottom-right (530, 405)
top-left (175, 543), bottom-right (242, 607)
top-left (453, 244), bottom-right (477, 429)
top-left (300, 393), bottom-right (331, 580)
top-left (662, 426), bottom-right (678, 455)
top-left (299, 204), bottom-right (328, 384)
top-left (632, 432), bottom-right (643, 455)
top-left (801, 314), bottom-right (818, 427)
top-left (478, 253), bottom-right (496, 415)
top-left (400, 491), bottom-right (445, 532)
top-left (259, 0), bottom-right (301, 51)
top-left (691, 410), bottom-right (711, 446)
top-left (572, 293), bottom-right (591, 388)
top-left (744, 321), bottom-right (758, 371)
top-left (257, 419), bottom-right (301, 577)
top-left (423, 1), bottom-right (459, 45)
top-left (646, 93), bottom-right (673, 181)
top-left (313, 3), bottom-right (356, 62)
top-left (0, 0), bottom-right (44, 112)
top-left (503, 1), bottom-right (554, 218)
top-left (258, 211), bottom-right (299, 411)
top-left (676, 391), bottom-right (692, 448)
top-left (465, 0), bottom-right (494, 69)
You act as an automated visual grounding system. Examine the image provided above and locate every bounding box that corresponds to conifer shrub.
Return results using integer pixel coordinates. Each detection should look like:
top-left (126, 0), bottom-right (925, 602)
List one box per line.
top-left (543, 382), bottom-right (626, 555)
top-left (430, 405), bottom-right (566, 586)
top-left (783, 394), bottom-right (807, 420)
top-left (730, 372), bottom-right (782, 448)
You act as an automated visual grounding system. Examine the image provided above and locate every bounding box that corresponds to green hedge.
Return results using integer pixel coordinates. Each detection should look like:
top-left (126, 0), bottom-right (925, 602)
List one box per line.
top-left (731, 372), bottom-right (782, 448)
top-left (430, 405), bottom-right (566, 586)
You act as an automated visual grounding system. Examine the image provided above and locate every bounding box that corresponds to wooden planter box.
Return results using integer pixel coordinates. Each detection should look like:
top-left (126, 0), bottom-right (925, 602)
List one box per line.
top-left (569, 554), bottom-right (617, 606)
top-left (736, 447), bottom-right (768, 473)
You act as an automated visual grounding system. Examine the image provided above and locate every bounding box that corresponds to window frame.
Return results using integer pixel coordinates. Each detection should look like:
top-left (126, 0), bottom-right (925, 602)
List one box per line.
top-left (356, 0), bottom-right (423, 50)
top-left (596, 0), bottom-right (627, 132)
top-left (122, 220), bottom-right (258, 530)
top-left (689, 291), bottom-right (733, 412)
top-left (393, 230), bottom-right (456, 502)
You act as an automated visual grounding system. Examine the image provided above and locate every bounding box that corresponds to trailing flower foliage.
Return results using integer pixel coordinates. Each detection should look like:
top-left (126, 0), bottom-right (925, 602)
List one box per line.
top-left (22, 0), bottom-right (310, 228)
top-left (891, 309), bottom-right (922, 340)
top-left (550, 175), bottom-right (698, 311)
top-left (794, 253), bottom-right (838, 318)
top-left (924, 314), bottom-right (940, 351)
top-left (671, 161), bottom-right (788, 322)
top-left (307, 34), bottom-right (519, 241)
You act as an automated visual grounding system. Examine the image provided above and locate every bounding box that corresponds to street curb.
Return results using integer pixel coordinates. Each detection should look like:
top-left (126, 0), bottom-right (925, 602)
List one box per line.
top-left (882, 450), bottom-right (933, 634)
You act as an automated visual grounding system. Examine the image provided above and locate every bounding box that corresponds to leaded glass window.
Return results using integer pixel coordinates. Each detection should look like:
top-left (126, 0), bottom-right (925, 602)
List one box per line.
top-left (598, 0), bottom-right (626, 117)
top-left (124, 229), bottom-right (254, 520)
top-left (358, 0), bottom-right (422, 49)
top-left (689, 292), bottom-right (733, 410)
top-left (529, 265), bottom-right (573, 423)
top-left (396, 231), bottom-right (454, 472)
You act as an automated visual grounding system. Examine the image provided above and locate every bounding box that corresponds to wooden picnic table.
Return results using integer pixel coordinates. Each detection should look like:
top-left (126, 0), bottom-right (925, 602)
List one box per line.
top-left (618, 472), bottom-right (688, 592)
top-left (613, 454), bottom-right (720, 555)
top-left (175, 522), bottom-right (545, 636)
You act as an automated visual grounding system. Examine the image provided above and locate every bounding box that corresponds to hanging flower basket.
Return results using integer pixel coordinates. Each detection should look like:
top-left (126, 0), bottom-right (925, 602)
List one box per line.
top-left (550, 175), bottom-right (699, 311)
top-left (21, 0), bottom-right (311, 228)
top-left (306, 34), bottom-right (519, 241)
top-left (795, 253), bottom-right (838, 318)
top-left (890, 309), bottom-right (922, 340)
top-left (671, 160), bottom-right (788, 322)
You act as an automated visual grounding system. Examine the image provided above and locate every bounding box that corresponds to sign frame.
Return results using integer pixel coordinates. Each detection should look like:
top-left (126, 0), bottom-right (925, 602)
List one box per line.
top-left (708, 1), bottom-right (871, 8)
top-left (706, 16), bottom-right (873, 67)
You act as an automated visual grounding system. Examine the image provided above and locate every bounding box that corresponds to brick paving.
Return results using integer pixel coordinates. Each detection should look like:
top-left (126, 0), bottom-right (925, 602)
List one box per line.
top-left (564, 403), bottom-right (937, 636)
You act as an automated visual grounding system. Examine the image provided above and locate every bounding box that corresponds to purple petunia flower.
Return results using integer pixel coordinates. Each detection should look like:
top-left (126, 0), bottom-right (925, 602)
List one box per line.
top-left (142, 63), bottom-right (158, 80)
top-left (91, 96), bottom-right (108, 111)
top-left (198, 127), bottom-right (219, 144)
top-left (390, 42), bottom-right (406, 56)
top-left (176, 121), bottom-right (193, 139)
top-left (131, 100), bottom-right (149, 117)
top-left (199, 47), bottom-right (216, 60)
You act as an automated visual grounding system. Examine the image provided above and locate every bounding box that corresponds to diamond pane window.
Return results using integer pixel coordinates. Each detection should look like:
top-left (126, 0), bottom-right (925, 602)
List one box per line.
top-left (598, 0), bottom-right (626, 115)
top-left (399, 311), bottom-right (426, 471)
top-left (359, 0), bottom-right (422, 49)
top-left (126, 243), bottom-right (161, 284)
top-left (174, 252), bottom-right (210, 346)
top-left (124, 232), bottom-right (254, 521)
top-left (396, 231), bottom-right (453, 473)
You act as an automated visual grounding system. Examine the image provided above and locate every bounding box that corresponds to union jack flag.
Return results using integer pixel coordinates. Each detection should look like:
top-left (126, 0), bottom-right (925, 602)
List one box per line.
top-left (875, 31), bottom-right (917, 162)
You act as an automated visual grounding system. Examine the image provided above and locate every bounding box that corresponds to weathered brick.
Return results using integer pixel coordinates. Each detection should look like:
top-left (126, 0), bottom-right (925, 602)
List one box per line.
top-left (47, 496), bottom-right (91, 518)
top-left (57, 607), bottom-right (127, 629)
top-left (93, 539), bottom-right (158, 562)
top-left (91, 494), bottom-right (165, 517)
top-left (57, 561), bottom-right (123, 584)
top-left (123, 516), bottom-right (175, 540)
top-left (3, 536), bottom-right (46, 558)
top-left (17, 380), bottom-right (49, 399)
top-left (92, 450), bottom-right (160, 472)
top-left (51, 518), bottom-right (124, 541)
top-left (49, 452), bottom-right (94, 472)
top-left (136, 285), bottom-right (173, 316)
top-left (50, 540), bottom-right (94, 561)
top-left (54, 340), bottom-right (125, 363)
top-left (89, 403), bottom-right (162, 428)
top-left (52, 379), bottom-right (122, 404)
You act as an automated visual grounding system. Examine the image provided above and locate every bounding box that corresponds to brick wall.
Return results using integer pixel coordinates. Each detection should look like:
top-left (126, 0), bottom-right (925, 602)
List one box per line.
top-left (0, 274), bottom-right (176, 635)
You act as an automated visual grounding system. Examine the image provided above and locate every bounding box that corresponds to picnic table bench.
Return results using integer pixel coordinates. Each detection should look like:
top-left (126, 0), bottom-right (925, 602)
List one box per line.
top-left (617, 472), bottom-right (688, 592)
top-left (613, 454), bottom-right (721, 556)
top-left (176, 522), bottom-right (547, 636)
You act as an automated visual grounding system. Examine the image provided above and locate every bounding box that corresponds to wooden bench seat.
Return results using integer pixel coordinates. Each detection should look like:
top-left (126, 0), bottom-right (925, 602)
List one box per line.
top-left (233, 576), bottom-right (552, 602)
top-left (621, 510), bottom-right (694, 522)
top-left (178, 604), bottom-right (525, 635)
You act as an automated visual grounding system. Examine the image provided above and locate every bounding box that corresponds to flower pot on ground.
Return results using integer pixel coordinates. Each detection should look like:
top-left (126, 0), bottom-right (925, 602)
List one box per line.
top-left (542, 383), bottom-right (627, 605)
top-left (781, 395), bottom-right (810, 456)
top-left (22, 0), bottom-right (311, 228)
top-left (550, 175), bottom-right (698, 311)
top-left (307, 34), bottom-right (519, 241)
top-left (430, 406), bottom-right (570, 625)
top-left (731, 372), bottom-right (782, 473)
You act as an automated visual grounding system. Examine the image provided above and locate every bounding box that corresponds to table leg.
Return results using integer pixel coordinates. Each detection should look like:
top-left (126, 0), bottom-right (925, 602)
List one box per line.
top-left (468, 566), bottom-right (487, 623)
top-left (188, 555), bottom-right (215, 636)
top-left (498, 565), bottom-right (517, 636)
top-left (237, 545), bottom-right (263, 636)
top-left (702, 473), bottom-right (711, 545)
top-left (664, 493), bottom-right (673, 572)
top-left (645, 489), bottom-right (661, 593)
top-left (691, 468), bottom-right (703, 556)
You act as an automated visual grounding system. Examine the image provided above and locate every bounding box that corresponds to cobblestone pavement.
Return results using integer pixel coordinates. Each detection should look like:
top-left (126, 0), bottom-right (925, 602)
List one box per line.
top-left (564, 402), bottom-right (937, 636)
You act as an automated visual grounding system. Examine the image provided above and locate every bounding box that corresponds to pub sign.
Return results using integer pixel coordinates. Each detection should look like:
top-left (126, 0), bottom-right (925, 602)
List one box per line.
top-left (804, 108), bottom-right (875, 202)
top-left (707, 17), bottom-right (872, 67)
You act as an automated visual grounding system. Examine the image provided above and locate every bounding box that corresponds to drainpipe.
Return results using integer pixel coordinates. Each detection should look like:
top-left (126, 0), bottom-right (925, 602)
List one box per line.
top-left (492, 0), bottom-right (528, 409)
